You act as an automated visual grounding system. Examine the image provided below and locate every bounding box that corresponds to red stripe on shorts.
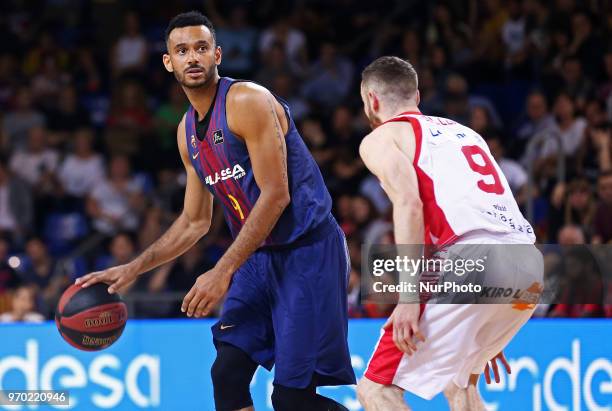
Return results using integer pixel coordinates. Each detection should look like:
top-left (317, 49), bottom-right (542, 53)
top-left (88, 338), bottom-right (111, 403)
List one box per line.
top-left (364, 304), bottom-right (426, 385)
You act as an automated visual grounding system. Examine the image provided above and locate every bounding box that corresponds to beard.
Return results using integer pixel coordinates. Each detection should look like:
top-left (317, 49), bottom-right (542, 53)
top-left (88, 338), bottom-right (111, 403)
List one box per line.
top-left (175, 63), bottom-right (215, 89)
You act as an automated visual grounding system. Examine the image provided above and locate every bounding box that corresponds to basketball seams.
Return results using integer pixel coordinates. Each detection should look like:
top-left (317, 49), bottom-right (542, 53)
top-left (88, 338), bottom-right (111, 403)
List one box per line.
top-left (60, 283), bottom-right (122, 317)
top-left (56, 284), bottom-right (83, 314)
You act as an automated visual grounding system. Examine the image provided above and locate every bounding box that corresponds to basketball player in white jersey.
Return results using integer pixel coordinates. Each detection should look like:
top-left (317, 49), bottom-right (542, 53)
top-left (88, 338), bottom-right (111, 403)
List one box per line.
top-left (355, 56), bottom-right (544, 410)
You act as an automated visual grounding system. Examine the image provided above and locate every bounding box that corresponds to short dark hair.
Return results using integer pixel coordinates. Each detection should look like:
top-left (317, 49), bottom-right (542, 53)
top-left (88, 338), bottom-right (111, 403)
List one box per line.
top-left (165, 11), bottom-right (216, 44)
top-left (362, 56), bottom-right (418, 102)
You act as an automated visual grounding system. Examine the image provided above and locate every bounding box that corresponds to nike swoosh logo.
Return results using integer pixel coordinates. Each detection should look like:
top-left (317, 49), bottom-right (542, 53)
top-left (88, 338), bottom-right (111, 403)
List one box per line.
top-left (220, 324), bottom-right (235, 330)
top-left (192, 152), bottom-right (199, 159)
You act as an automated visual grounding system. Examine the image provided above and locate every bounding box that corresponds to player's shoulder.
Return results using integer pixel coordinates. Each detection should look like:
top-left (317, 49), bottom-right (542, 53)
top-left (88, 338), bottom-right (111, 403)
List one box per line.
top-left (359, 126), bottom-right (388, 158)
top-left (226, 81), bottom-right (273, 110)
top-left (363, 120), bottom-right (415, 145)
top-left (360, 120), bottom-right (416, 159)
top-left (226, 81), bottom-right (278, 136)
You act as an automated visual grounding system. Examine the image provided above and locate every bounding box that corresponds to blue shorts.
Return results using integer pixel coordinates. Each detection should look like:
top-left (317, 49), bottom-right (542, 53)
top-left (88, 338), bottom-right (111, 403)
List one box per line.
top-left (211, 215), bottom-right (356, 389)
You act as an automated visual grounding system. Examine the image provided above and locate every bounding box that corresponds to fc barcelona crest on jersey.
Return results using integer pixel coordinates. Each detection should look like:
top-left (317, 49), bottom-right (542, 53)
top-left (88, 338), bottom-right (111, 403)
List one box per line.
top-left (190, 135), bottom-right (197, 149)
top-left (213, 130), bottom-right (224, 145)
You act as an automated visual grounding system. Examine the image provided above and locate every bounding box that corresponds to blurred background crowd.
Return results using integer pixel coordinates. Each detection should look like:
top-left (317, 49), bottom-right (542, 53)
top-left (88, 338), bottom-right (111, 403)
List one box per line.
top-left (0, 0), bottom-right (611, 322)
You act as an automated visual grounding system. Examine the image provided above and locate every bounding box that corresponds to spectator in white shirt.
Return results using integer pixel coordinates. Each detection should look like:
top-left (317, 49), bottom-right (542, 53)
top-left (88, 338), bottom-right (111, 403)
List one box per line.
top-left (58, 128), bottom-right (105, 198)
top-left (9, 126), bottom-right (58, 188)
top-left (86, 155), bottom-right (145, 236)
top-left (111, 12), bottom-right (148, 77)
top-left (539, 92), bottom-right (587, 159)
top-left (502, 0), bottom-right (528, 72)
top-left (0, 158), bottom-right (33, 242)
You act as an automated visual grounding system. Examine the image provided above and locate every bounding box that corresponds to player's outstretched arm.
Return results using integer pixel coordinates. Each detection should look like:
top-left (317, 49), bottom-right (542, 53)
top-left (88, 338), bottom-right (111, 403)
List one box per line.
top-left (181, 83), bottom-right (290, 317)
top-left (360, 122), bottom-right (426, 354)
top-left (76, 116), bottom-right (214, 293)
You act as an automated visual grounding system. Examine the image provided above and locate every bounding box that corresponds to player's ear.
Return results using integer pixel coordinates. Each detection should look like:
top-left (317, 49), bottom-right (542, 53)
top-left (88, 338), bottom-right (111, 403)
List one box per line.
top-left (162, 53), bottom-right (173, 73)
top-left (415, 90), bottom-right (421, 106)
top-left (370, 91), bottom-right (380, 112)
top-left (215, 45), bottom-right (222, 66)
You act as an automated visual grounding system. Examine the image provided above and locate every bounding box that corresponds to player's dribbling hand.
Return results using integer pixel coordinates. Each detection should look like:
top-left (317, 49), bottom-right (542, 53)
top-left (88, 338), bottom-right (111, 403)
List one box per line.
top-left (181, 267), bottom-right (231, 318)
top-left (484, 351), bottom-right (511, 384)
top-left (383, 303), bottom-right (425, 355)
top-left (75, 264), bottom-right (138, 294)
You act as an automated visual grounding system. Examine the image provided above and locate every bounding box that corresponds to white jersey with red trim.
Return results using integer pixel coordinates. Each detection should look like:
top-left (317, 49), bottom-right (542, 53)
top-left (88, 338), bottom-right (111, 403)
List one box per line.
top-left (386, 111), bottom-right (535, 245)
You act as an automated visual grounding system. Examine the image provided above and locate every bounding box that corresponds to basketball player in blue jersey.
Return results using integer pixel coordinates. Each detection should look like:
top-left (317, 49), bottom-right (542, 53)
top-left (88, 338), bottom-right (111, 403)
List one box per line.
top-left (76, 10), bottom-right (355, 411)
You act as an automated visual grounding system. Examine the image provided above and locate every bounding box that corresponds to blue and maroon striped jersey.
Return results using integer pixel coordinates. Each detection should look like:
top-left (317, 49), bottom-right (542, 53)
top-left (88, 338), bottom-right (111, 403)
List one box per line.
top-left (184, 77), bottom-right (332, 247)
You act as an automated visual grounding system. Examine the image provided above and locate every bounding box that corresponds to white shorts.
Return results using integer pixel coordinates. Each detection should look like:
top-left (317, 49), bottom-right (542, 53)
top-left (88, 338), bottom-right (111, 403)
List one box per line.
top-left (363, 235), bottom-right (544, 400)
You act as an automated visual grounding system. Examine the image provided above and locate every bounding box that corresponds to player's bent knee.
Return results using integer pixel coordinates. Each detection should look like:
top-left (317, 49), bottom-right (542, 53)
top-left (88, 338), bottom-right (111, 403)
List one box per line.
top-left (271, 384), bottom-right (301, 411)
top-left (211, 343), bottom-right (257, 411)
top-left (271, 383), bottom-right (323, 411)
top-left (271, 374), bottom-right (348, 411)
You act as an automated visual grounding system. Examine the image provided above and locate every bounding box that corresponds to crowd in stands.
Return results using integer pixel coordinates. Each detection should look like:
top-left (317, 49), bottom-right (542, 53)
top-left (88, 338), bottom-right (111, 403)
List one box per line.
top-left (0, 0), bottom-right (611, 321)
